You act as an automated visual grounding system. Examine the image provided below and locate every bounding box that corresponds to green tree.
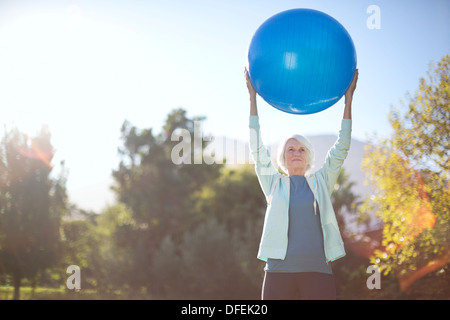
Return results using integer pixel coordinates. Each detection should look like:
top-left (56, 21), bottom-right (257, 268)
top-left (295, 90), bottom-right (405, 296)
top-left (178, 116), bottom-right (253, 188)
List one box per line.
top-left (192, 165), bottom-right (266, 231)
top-left (0, 126), bottom-right (68, 299)
top-left (331, 167), bottom-right (362, 234)
top-left (362, 54), bottom-right (449, 298)
top-left (111, 108), bottom-right (222, 290)
top-left (151, 165), bottom-right (266, 299)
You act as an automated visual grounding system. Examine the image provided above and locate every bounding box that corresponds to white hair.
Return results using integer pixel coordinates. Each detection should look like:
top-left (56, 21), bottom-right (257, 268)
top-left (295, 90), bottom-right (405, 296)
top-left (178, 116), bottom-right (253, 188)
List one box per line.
top-left (277, 134), bottom-right (315, 175)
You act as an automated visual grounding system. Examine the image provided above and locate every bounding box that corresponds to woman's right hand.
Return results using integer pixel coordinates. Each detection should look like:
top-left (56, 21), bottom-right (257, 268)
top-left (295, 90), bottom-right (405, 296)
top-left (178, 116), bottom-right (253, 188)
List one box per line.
top-left (245, 67), bottom-right (258, 116)
top-left (244, 67), bottom-right (257, 100)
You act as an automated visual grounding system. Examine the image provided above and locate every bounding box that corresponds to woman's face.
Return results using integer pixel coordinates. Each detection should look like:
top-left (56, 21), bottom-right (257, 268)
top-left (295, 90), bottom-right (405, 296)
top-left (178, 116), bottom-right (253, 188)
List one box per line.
top-left (284, 138), bottom-right (308, 175)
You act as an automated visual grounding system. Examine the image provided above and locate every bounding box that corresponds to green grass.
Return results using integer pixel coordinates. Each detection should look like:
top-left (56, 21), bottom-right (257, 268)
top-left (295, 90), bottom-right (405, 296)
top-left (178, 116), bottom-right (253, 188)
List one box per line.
top-left (0, 285), bottom-right (156, 300)
top-left (0, 285), bottom-right (124, 300)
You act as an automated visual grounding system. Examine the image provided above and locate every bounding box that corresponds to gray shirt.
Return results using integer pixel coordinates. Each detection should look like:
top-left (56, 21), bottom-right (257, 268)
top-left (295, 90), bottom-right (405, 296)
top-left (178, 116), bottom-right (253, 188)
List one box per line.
top-left (265, 175), bottom-right (332, 274)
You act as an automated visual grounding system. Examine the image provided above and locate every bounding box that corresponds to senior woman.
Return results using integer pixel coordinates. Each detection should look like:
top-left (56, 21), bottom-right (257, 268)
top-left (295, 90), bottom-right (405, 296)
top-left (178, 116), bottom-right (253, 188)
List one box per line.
top-left (245, 67), bottom-right (358, 300)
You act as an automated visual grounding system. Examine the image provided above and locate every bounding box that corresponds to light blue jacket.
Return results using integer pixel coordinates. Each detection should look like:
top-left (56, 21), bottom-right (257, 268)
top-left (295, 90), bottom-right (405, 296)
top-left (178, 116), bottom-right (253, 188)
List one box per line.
top-left (249, 115), bottom-right (351, 263)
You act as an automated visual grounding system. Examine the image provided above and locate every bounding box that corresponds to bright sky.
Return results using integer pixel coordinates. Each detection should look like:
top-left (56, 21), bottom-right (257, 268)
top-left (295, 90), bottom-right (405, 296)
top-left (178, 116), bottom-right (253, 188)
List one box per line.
top-left (1, 0), bottom-right (449, 208)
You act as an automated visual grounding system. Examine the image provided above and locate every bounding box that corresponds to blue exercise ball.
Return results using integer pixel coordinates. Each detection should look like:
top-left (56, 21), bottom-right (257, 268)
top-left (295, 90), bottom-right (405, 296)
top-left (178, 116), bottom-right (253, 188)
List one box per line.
top-left (248, 9), bottom-right (357, 114)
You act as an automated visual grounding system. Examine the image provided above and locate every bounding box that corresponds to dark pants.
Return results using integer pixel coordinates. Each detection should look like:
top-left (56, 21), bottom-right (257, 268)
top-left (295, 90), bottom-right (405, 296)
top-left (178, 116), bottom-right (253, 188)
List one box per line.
top-left (262, 272), bottom-right (336, 300)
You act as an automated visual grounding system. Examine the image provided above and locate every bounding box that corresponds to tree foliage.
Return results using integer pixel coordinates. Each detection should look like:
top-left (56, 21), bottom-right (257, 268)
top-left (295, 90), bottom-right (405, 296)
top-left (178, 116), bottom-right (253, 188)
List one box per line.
top-left (362, 55), bottom-right (449, 297)
top-left (111, 108), bottom-right (223, 290)
top-left (331, 167), bottom-right (363, 234)
top-left (0, 126), bottom-right (68, 299)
